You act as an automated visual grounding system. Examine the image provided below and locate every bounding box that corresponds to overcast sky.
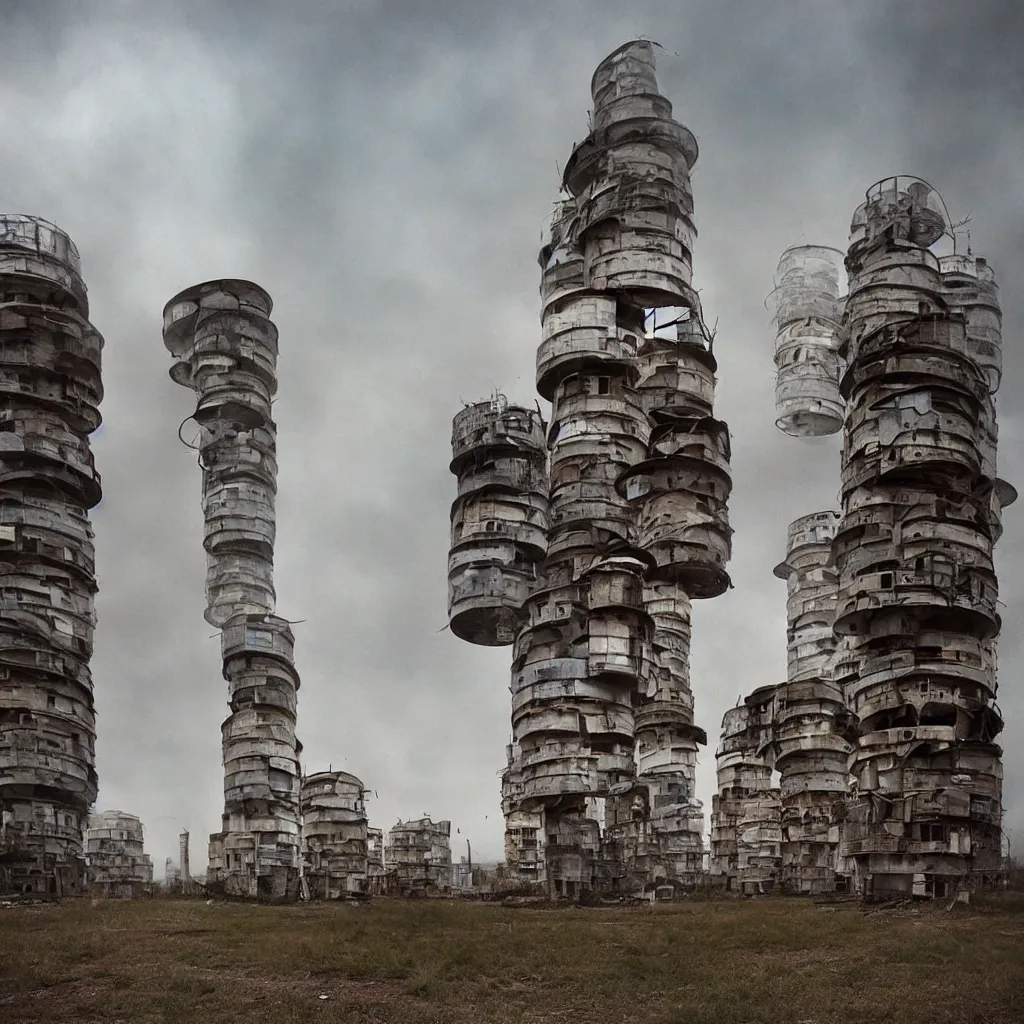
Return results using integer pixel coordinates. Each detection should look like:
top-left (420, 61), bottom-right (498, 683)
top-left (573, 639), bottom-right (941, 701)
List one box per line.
top-left (2, 0), bottom-right (1022, 870)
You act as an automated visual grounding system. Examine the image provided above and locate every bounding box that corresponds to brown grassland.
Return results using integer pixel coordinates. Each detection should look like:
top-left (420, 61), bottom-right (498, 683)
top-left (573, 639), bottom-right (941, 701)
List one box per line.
top-left (1, 892), bottom-right (1022, 1024)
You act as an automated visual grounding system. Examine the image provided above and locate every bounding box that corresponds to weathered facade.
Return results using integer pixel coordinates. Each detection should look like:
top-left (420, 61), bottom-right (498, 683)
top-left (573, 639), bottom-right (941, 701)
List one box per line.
top-left (448, 397), bottom-right (549, 647)
top-left (768, 246), bottom-right (853, 893)
top-left (164, 857), bottom-right (181, 890)
top-left (0, 215), bottom-right (103, 896)
top-left (710, 687), bottom-right (781, 893)
top-left (179, 829), bottom-right (193, 893)
top-left (366, 826), bottom-right (386, 895)
top-left (163, 280), bottom-right (302, 899)
top-left (453, 41), bottom-right (731, 896)
top-left (770, 245), bottom-right (845, 436)
top-left (771, 512), bottom-right (853, 894)
top-left (501, 742), bottom-right (544, 883)
top-left (832, 177), bottom-right (1013, 898)
top-left (384, 817), bottom-right (452, 896)
top-left (301, 770), bottom-right (369, 898)
top-left (85, 810), bottom-right (153, 898)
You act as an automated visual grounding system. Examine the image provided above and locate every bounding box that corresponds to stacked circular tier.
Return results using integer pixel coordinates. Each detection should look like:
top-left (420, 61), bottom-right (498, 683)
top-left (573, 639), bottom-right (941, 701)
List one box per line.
top-left (536, 201), bottom-right (642, 402)
top-left (507, 44), bottom-right (701, 894)
top-left (608, 582), bottom-right (704, 883)
top-left (163, 281), bottom-right (301, 899)
top-left (218, 615), bottom-right (302, 889)
top-left (493, 41), bottom-right (734, 895)
top-left (635, 313), bottom-right (716, 421)
top-left (447, 397), bottom-right (548, 646)
top-left (561, 40), bottom-right (718, 596)
top-left (0, 215), bottom-right (103, 897)
top-left (769, 246), bottom-right (845, 437)
top-left (627, 306), bottom-right (721, 884)
top-left (939, 253), bottom-right (1002, 393)
top-left (832, 178), bottom-right (1013, 893)
top-left (771, 511), bottom-right (852, 893)
top-left (511, 553), bottom-right (649, 808)
top-left (709, 689), bottom-right (780, 891)
top-left (561, 41), bottom-right (699, 311)
top-left (617, 404), bottom-right (733, 598)
top-left (300, 771), bottom-right (369, 898)
top-left (85, 810), bottom-right (153, 897)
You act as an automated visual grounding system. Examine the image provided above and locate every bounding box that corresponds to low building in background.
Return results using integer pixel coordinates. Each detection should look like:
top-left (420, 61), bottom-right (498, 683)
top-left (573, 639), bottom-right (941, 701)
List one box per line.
top-left (384, 818), bottom-right (452, 896)
top-left (85, 811), bottom-right (153, 898)
top-left (301, 771), bottom-right (369, 898)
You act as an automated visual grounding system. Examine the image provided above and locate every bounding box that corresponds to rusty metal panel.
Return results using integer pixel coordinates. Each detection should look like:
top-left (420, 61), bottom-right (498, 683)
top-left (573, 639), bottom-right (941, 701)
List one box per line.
top-left (0, 215), bottom-right (102, 897)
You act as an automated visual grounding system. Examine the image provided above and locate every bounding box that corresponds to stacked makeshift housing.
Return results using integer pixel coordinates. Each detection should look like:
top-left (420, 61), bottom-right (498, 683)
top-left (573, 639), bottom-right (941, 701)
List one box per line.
top-left (501, 741), bottom-right (543, 883)
top-left (0, 215), bottom-right (103, 896)
top-left (85, 810), bottom-right (153, 897)
top-left (770, 246), bottom-right (846, 437)
top-left (301, 771), bottom-right (369, 898)
top-left (771, 512), bottom-right (853, 893)
top-left (455, 40), bottom-right (732, 895)
top-left (832, 177), bottom-right (1013, 898)
top-left (448, 397), bottom-right (549, 647)
top-left (709, 687), bottom-right (781, 893)
top-left (384, 817), bottom-right (452, 896)
top-left (163, 280), bottom-right (302, 898)
top-left (764, 243), bottom-right (853, 894)
top-left (614, 311), bottom-right (727, 886)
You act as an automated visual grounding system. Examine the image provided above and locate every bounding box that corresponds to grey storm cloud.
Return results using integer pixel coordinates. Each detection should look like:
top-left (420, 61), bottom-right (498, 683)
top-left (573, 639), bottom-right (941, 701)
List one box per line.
top-left (2, 0), bottom-right (1022, 868)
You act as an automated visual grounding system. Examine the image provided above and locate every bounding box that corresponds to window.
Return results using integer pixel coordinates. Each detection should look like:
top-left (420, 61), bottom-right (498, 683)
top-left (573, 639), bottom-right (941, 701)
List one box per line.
top-left (920, 823), bottom-right (947, 843)
top-left (880, 572), bottom-right (894, 588)
top-left (597, 377), bottom-right (610, 395)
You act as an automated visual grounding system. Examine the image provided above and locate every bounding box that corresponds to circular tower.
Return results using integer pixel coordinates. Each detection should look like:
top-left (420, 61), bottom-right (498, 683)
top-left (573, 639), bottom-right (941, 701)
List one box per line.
top-left (447, 396), bottom-right (548, 646)
top-left (769, 245), bottom-right (845, 437)
top-left (772, 511), bottom-right (853, 894)
top-left (300, 771), bottom-right (369, 898)
top-left (163, 280), bottom-right (301, 899)
top-left (833, 177), bottom-right (1013, 898)
top-left (0, 215), bottom-right (103, 896)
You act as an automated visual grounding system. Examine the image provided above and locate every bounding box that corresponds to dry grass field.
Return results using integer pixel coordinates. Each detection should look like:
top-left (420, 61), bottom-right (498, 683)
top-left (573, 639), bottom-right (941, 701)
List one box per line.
top-left (1, 893), bottom-right (1022, 1024)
